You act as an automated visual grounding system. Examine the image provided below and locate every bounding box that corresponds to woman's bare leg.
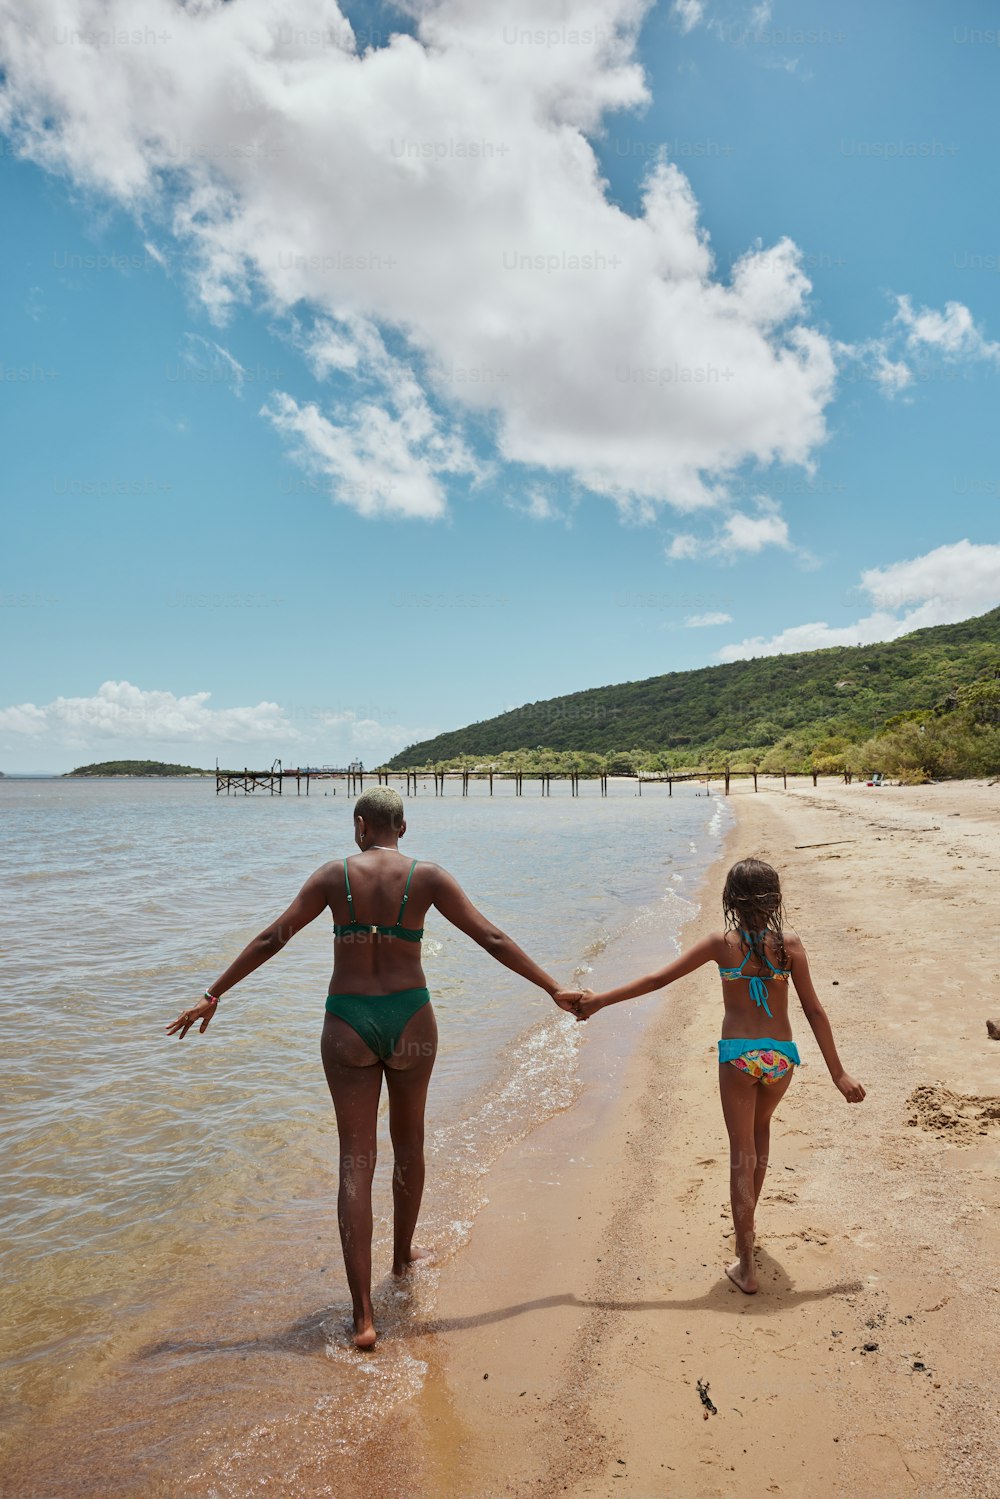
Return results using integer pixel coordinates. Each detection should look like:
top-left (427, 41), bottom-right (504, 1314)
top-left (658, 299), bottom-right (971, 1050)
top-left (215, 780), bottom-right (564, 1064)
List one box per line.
top-left (321, 1016), bottom-right (384, 1348)
top-left (718, 1064), bottom-right (761, 1293)
top-left (753, 1069), bottom-right (794, 1207)
top-left (385, 1003), bottom-right (438, 1275)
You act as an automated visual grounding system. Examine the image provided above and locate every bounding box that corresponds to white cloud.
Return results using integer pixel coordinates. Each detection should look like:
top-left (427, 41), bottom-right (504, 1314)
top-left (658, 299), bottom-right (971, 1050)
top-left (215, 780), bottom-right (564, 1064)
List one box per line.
top-left (0, 681), bottom-right (429, 770)
top-left (672, 0), bottom-right (705, 33)
top-left (718, 509), bottom-right (791, 554)
top-left (860, 538), bottom-right (1000, 613)
top-left (685, 610), bottom-right (732, 627)
top-left (666, 498), bottom-right (796, 561)
top-left (143, 238), bottom-right (168, 269)
top-left (871, 352), bottom-right (913, 396)
top-left (717, 540), bottom-right (1000, 661)
top-left (0, 0), bottom-right (838, 517)
top-left (181, 333), bottom-right (248, 395)
top-left (507, 485), bottom-right (569, 522)
top-left (894, 294), bottom-right (1000, 362)
top-left (263, 391), bottom-right (456, 520)
top-left (729, 237), bottom-right (810, 330)
top-left (260, 313), bottom-right (480, 518)
top-left (311, 709), bottom-right (433, 761)
top-left (0, 681), bottom-right (298, 743)
top-left (666, 532), bottom-right (701, 559)
top-left (848, 295), bottom-right (1000, 399)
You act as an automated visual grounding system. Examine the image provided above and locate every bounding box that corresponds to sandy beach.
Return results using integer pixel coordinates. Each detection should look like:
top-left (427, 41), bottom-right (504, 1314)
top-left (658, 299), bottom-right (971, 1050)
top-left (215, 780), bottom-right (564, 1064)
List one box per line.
top-left (402, 779), bottom-right (1000, 1498)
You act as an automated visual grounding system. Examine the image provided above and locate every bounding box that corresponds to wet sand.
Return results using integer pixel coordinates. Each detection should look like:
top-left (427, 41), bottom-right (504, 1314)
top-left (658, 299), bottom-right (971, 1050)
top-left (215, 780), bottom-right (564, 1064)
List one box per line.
top-left (410, 779), bottom-right (1000, 1497)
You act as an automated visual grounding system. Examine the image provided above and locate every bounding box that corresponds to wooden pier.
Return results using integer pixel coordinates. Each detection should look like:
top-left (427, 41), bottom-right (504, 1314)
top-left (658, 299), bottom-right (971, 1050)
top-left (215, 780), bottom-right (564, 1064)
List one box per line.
top-left (215, 760), bottom-right (370, 796)
top-left (216, 762), bottom-right (828, 797)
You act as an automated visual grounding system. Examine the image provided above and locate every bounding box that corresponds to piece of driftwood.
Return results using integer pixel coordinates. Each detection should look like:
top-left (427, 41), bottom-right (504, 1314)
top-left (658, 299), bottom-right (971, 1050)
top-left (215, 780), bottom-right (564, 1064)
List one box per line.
top-left (793, 840), bottom-right (856, 849)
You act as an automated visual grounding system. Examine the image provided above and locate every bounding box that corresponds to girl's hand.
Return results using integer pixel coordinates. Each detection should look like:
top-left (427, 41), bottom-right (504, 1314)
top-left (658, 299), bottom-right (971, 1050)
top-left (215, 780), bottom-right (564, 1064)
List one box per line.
top-left (166, 995), bottom-right (218, 1039)
top-left (574, 991), bottom-right (603, 1021)
top-left (836, 1073), bottom-right (865, 1102)
top-left (552, 987), bottom-right (586, 1014)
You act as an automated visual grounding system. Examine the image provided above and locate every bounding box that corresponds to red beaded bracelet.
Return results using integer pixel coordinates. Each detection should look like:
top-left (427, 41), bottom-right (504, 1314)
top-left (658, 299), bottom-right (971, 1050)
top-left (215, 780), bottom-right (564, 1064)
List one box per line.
top-left (203, 991), bottom-right (219, 1006)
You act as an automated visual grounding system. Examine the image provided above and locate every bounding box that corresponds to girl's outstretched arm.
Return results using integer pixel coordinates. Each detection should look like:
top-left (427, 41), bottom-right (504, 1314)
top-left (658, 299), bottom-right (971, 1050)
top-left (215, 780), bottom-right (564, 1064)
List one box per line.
top-left (575, 934), bottom-right (721, 1019)
top-left (787, 934), bottom-right (866, 1102)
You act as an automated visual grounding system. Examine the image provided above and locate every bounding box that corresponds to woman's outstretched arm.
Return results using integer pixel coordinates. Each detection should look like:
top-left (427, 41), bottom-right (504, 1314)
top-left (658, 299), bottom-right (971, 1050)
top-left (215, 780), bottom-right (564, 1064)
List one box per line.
top-left (576, 934), bottom-right (721, 1018)
top-left (430, 866), bottom-right (581, 1010)
top-left (166, 867), bottom-right (331, 1038)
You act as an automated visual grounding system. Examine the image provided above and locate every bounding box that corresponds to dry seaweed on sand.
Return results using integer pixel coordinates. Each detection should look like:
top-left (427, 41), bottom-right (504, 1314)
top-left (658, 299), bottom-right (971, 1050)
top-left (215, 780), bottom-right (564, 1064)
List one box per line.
top-left (696, 1379), bottom-right (717, 1415)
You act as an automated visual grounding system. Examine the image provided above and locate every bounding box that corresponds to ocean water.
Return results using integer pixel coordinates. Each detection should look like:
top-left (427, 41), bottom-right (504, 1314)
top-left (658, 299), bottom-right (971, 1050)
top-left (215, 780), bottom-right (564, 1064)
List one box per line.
top-left (0, 775), bottom-right (731, 1494)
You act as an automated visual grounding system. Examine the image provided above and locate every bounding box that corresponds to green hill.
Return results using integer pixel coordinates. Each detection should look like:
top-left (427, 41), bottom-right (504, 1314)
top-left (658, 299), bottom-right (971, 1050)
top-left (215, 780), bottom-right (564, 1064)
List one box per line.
top-left (387, 607), bottom-right (1000, 777)
top-left (65, 760), bottom-right (213, 777)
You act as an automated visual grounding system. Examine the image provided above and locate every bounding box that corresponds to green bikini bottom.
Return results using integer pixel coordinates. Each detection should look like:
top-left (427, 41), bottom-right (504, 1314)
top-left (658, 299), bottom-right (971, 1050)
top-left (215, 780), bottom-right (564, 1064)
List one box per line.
top-left (324, 987), bottom-right (431, 1062)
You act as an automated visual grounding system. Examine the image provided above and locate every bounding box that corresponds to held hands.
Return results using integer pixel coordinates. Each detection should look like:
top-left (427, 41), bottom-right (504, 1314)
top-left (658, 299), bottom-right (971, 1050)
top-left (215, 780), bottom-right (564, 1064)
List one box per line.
top-left (551, 987), bottom-right (587, 1015)
top-left (550, 987), bottom-right (602, 1020)
top-left (573, 991), bottom-right (603, 1021)
top-left (166, 994), bottom-right (219, 1039)
top-left (836, 1072), bottom-right (866, 1103)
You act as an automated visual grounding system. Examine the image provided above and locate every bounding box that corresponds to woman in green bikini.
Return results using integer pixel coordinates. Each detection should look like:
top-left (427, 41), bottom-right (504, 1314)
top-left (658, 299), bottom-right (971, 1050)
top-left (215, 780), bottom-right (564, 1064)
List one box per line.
top-left (167, 788), bottom-right (580, 1348)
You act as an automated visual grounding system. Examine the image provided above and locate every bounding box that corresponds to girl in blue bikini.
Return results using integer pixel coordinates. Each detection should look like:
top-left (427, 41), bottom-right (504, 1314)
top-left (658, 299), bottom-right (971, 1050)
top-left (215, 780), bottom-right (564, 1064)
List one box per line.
top-left (575, 858), bottom-right (865, 1294)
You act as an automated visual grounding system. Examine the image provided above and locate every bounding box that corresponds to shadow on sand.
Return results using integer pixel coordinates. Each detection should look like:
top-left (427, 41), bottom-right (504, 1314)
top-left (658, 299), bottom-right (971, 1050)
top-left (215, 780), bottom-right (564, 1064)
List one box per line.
top-left (410, 1248), bottom-right (862, 1334)
top-left (137, 1249), bottom-right (862, 1361)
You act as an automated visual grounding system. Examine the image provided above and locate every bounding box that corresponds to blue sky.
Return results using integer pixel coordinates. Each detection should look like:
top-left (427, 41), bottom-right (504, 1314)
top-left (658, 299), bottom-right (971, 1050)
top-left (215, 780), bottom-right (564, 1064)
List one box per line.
top-left (2, 0), bottom-right (999, 772)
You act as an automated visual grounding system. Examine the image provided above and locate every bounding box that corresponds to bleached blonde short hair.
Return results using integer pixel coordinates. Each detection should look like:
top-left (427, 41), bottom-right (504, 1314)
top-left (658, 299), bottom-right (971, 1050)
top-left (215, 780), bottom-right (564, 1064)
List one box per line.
top-left (354, 787), bottom-right (405, 830)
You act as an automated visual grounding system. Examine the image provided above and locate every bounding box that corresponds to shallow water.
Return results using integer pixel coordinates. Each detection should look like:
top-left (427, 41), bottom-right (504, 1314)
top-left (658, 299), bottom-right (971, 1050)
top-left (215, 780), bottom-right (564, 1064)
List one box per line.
top-left (0, 775), bottom-right (731, 1492)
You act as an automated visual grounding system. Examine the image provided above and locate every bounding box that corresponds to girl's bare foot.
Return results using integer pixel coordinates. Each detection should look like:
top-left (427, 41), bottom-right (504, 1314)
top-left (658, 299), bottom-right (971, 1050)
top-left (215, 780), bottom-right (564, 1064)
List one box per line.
top-left (725, 1259), bottom-right (758, 1294)
top-left (392, 1244), bottom-right (434, 1277)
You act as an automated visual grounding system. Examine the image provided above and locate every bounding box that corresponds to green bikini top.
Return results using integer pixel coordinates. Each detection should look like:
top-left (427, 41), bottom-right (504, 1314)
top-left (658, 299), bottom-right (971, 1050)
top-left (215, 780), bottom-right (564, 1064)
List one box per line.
top-left (333, 857), bottom-right (424, 942)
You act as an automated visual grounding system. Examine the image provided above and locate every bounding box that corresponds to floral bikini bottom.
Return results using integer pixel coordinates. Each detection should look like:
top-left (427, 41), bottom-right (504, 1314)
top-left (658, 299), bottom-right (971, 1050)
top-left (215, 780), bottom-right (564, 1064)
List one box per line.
top-left (718, 1037), bottom-right (801, 1086)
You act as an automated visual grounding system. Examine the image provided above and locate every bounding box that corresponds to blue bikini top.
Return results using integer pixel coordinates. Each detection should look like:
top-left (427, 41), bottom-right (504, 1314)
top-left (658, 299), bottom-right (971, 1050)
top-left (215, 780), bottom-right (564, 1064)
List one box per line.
top-left (718, 929), bottom-right (790, 1018)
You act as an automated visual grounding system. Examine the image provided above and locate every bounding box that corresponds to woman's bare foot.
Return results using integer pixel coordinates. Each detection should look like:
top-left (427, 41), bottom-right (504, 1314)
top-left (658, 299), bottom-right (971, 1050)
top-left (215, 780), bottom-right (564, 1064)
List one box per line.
top-left (352, 1315), bottom-right (377, 1350)
top-left (392, 1244), bottom-right (434, 1277)
top-left (725, 1259), bottom-right (758, 1294)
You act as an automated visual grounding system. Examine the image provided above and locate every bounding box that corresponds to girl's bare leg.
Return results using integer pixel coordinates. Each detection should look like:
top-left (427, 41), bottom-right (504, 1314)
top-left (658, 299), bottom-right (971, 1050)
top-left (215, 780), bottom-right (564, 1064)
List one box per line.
top-left (385, 1003), bottom-right (438, 1275)
top-left (718, 1064), bottom-right (761, 1293)
top-left (321, 1017), bottom-right (384, 1348)
top-left (753, 1069), bottom-right (794, 1207)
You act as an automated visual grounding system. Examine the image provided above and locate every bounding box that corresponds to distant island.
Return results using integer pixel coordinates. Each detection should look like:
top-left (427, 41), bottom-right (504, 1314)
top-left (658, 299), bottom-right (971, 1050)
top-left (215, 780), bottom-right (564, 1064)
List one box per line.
top-left (65, 760), bottom-right (214, 778)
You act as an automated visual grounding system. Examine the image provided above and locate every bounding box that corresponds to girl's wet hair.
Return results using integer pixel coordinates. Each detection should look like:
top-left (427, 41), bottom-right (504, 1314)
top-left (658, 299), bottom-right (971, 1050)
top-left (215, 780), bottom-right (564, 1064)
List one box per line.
top-left (722, 858), bottom-right (788, 970)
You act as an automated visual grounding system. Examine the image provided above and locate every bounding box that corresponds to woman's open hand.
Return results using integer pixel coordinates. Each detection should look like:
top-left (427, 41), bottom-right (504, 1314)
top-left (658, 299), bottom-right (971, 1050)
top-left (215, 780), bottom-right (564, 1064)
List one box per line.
top-left (166, 995), bottom-right (218, 1039)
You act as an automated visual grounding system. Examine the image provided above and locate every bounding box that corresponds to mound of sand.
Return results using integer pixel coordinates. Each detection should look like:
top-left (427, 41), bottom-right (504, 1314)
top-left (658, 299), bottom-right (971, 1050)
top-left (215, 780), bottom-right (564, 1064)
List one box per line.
top-left (907, 1083), bottom-right (1000, 1140)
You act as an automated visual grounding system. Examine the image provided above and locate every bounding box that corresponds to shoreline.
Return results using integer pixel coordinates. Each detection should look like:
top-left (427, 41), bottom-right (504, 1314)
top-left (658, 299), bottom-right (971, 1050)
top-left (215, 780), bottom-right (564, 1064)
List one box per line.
top-left (402, 779), bottom-right (1000, 1497)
